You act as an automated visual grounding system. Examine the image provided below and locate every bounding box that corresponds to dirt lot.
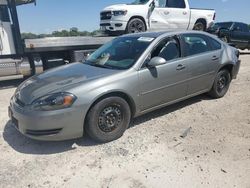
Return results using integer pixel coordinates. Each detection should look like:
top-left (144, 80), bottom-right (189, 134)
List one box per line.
top-left (0, 53), bottom-right (250, 188)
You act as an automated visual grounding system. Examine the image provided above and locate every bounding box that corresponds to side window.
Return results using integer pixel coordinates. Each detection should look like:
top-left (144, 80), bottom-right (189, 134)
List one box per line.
top-left (0, 5), bottom-right (10, 22)
top-left (151, 38), bottom-right (180, 61)
top-left (166, 0), bottom-right (186, 8)
top-left (182, 34), bottom-right (210, 56)
top-left (157, 0), bottom-right (167, 8)
top-left (240, 23), bottom-right (249, 32)
top-left (232, 23), bottom-right (242, 31)
top-left (209, 38), bottom-right (222, 51)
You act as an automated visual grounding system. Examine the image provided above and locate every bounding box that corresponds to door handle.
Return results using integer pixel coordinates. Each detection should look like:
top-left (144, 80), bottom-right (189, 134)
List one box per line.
top-left (176, 64), bottom-right (186, 70)
top-left (183, 11), bottom-right (187, 15)
top-left (212, 56), bottom-right (219, 61)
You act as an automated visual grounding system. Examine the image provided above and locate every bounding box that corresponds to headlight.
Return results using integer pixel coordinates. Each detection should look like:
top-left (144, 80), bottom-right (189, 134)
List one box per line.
top-left (113, 10), bottom-right (127, 16)
top-left (31, 92), bottom-right (77, 111)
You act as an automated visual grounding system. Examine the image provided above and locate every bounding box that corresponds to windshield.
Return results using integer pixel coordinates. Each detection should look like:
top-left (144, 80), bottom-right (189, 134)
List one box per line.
top-left (130, 0), bottom-right (150, 5)
top-left (85, 36), bottom-right (155, 70)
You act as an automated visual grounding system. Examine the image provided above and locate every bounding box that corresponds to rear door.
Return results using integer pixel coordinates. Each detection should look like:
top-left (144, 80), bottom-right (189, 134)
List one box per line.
top-left (180, 34), bottom-right (222, 95)
top-left (138, 36), bottom-right (189, 111)
top-left (150, 0), bottom-right (190, 30)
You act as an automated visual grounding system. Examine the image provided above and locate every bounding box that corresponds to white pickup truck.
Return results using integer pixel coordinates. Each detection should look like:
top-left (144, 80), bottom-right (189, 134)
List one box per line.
top-left (100, 0), bottom-right (216, 35)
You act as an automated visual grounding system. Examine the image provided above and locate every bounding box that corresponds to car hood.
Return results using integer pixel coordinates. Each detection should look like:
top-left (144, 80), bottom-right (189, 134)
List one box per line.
top-left (16, 63), bottom-right (120, 105)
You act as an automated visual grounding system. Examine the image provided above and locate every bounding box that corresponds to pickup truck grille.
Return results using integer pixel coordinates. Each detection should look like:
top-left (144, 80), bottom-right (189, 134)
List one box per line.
top-left (101, 11), bottom-right (112, 20)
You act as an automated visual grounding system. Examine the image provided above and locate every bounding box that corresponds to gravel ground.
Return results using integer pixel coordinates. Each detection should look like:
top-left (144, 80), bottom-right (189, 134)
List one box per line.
top-left (0, 53), bottom-right (250, 188)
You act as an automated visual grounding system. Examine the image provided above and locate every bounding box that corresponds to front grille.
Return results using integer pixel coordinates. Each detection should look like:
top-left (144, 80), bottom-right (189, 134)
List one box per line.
top-left (100, 11), bottom-right (112, 20)
top-left (26, 128), bottom-right (62, 136)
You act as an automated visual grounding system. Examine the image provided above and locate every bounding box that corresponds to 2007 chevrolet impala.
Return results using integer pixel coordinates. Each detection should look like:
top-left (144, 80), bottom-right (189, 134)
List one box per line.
top-left (9, 31), bottom-right (240, 142)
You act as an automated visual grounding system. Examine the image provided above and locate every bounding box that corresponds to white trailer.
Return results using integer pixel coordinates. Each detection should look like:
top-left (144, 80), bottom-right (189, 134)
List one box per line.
top-left (0, 0), bottom-right (113, 79)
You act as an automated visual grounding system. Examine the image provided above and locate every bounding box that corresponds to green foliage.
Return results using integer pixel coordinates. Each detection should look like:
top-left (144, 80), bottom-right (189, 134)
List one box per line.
top-left (21, 27), bottom-right (102, 39)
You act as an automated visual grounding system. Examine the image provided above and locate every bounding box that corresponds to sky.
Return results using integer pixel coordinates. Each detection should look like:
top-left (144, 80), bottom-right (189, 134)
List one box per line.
top-left (16, 0), bottom-right (250, 34)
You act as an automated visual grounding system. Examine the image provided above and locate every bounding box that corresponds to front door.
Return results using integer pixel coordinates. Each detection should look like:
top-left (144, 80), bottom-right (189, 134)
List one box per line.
top-left (138, 36), bottom-right (189, 111)
top-left (0, 4), bottom-right (16, 55)
top-left (150, 0), bottom-right (190, 31)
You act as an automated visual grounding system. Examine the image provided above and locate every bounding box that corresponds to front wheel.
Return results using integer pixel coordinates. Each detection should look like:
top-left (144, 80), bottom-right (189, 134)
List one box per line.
top-left (126, 18), bottom-right (146, 34)
top-left (85, 97), bottom-right (131, 143)
top-left (208, 69), bottom-right (231, 98)
top-left (221, 36), bottom-right (230, 43)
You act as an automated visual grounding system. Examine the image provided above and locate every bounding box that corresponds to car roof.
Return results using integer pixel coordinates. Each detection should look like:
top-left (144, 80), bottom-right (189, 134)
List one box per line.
top-left (120, 30), bottom-right (211, 39)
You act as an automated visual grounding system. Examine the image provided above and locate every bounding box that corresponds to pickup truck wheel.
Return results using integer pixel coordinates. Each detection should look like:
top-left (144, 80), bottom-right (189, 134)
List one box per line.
top-left (221, 36), bottom-right (229, 43)
top-left (85, 97), bottom-right (131, 143)
top-left (193, 21), bottom-right (206, 31)
top-left (126, 18), bottom-right (146, 34)
top-left (208, 69), bottom-right (231, 98)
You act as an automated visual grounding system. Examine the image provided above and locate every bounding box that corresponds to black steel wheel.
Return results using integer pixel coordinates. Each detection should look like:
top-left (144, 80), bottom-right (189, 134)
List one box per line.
top-left (209, 69), bottom-right (231, 98)
top-left (98, 105), bottom-right (122, 133)
top-left (85, 97), bottom-right (131, 143)
top-left (126, 18), bottom-right (146, 34)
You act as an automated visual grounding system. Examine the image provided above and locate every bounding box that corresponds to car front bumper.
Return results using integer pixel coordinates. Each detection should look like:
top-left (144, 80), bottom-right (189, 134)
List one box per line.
top-left (100, 20), bottom-right (127, 34)
top-left (9, 97), bottom-right (85, 141)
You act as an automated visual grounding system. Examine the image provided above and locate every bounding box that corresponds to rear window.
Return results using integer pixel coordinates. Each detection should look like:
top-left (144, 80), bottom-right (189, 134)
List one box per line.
top-left (209, 38), bottom-right (222, 51)
top-left (182, 34), bottom-right (210, 56)
top-left (0, 5), bottom-right (10, 22)
top-left (166, 0), bottom-right (186, 8)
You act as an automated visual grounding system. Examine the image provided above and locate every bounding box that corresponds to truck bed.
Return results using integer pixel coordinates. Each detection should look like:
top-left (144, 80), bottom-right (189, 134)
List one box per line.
top-left (24, 36), bottom-right (114, 53)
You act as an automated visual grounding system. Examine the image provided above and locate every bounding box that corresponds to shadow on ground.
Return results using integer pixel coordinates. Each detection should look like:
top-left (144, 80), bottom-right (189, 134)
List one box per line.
top-left (0, 79), bottom-right (23, 90)
top-left (3, 94), bottom-right (211, 155)
top-left (240, 51), bottom-right (250, 55)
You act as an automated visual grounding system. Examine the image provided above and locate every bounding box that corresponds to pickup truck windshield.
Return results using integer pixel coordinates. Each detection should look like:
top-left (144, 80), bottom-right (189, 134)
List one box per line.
top-left (131, 0), bottom-right (150, 5)
top-left (85, 36), bottom-right (155, 70)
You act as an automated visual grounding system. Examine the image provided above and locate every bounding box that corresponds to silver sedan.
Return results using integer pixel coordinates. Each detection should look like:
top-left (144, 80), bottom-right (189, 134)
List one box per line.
top-left (9, 31), bottom-right (241, 142)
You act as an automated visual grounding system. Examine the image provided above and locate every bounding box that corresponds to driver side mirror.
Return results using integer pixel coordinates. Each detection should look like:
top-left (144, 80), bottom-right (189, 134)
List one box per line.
top-left (147, 57), bottom-right (166, 68)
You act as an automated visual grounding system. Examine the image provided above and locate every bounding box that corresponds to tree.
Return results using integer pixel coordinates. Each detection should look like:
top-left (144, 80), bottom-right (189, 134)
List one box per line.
top-left (21, 28), bottom-right (102, 39)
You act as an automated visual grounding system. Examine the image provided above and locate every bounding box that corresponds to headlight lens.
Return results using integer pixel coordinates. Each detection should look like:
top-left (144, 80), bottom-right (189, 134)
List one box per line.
top-left (31, 92), bottom-right (77, 111)
top-left (113, 10), bottom-right (127, 16)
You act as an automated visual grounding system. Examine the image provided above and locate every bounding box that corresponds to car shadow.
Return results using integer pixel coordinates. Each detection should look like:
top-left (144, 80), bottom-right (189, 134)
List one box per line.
top-left (3, 121), bottom-right (99, 155)
top-left (3, 94), bottom-right (212, 155)
top-left (0, 79), bottom-right (23, 90)
top-left (131, 94), bottom-right (212, 128)
top-left (240, 50), bottom-right (250, 55)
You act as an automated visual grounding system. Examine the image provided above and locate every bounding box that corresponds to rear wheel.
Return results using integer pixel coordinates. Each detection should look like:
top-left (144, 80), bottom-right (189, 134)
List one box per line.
top-left (85, 97), bottom-right (131, 143)
top-left (126, 18), bottom-right (146, 34)
top-left (208, 69), bottom-right (231, 98)
top-left (193, 21), bottom-right (206, 31)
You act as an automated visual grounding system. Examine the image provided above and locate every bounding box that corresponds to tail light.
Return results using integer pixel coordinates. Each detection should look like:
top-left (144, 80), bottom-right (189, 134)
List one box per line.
top-left (213, 13), bottom-right (216, 20)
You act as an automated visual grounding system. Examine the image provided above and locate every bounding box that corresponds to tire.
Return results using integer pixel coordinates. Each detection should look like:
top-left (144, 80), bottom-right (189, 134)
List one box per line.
top-left (85, 97), bottom-right (131, 143)
top-left (126, 18), bottom-right (146, 34)
top-left (193, 21), bottom-right (206, 31)
top-left (208, 69), bottom-right (231, 98)
top-left (221, 35), bottom-right (230, 43)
